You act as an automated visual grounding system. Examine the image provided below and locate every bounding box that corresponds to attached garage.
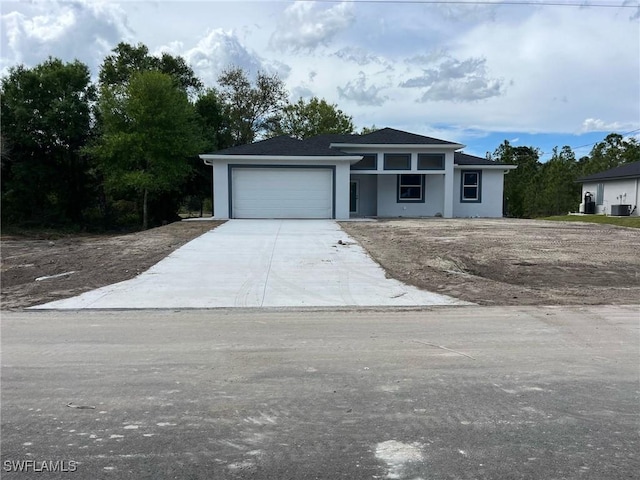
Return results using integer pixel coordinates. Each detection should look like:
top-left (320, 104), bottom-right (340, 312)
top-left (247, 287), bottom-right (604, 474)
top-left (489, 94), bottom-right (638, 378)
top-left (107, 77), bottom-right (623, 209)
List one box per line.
top-left (200, 135), bottom-right (362, 220)
top-left (231, 167), bottom-right (334, 219)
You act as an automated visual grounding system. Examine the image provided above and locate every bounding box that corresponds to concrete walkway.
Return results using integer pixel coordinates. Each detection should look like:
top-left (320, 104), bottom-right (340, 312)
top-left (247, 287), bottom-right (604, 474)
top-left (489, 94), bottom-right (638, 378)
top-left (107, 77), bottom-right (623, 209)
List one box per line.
top-left (31, 220), bottom-right (469, 309)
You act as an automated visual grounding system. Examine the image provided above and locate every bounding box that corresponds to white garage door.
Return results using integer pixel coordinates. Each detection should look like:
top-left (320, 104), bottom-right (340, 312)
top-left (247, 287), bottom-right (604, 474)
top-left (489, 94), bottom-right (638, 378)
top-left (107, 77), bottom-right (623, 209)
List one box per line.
top-left (231, 168), bottom-right (333, 219)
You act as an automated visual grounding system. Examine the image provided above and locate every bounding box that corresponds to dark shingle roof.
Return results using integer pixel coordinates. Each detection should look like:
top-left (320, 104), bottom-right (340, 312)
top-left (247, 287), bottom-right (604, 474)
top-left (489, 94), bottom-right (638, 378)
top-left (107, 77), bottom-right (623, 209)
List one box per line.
top-left (303, 133), bottom-right (360, 149)
top-left (211, 135), bottom-right (354, 156)
top-left (307, 133), bottom-right (360, 143)
top-left (454, 152), bottom-right (509, 166)
top-left (211, 128), bottom-right (465, 156)
top-left (332, 127), bottom-right (460, 146)
top-left (577, 161), bottom-right (640, 182)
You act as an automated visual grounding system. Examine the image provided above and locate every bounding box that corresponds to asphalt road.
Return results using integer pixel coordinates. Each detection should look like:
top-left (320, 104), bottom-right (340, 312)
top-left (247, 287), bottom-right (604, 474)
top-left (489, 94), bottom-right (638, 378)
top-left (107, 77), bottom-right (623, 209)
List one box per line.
top-left (1, 306), bottom-right (638, 479)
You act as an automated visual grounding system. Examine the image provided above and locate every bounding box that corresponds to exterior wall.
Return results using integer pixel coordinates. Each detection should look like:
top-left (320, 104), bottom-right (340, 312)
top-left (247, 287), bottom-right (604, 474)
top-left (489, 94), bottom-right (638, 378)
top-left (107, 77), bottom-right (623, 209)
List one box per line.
top-left (208, 150), bottom-right (512, 220)
top-left (334, 162), bottom-right (351, 220)
top-left (350, 174), bottom-right (377, 216)
top-left (453, 169), bottom-right (505, 218)
top-left (376, 174), bottom-right (445, 217)
top-left (341, 145), bottom-right (457, 218)
top-left (443, 151), bottom-right (454, 217)
top-left (212, 161), bottom-right (230, 219)
top-left (581, 179), bottom-right (639, 216)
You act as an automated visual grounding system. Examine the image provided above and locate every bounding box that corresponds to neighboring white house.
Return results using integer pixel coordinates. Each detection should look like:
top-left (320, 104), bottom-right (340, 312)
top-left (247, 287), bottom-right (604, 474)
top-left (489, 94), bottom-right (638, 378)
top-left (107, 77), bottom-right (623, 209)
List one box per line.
top-left (200, 128), bottom-right (516, 220)
top-left (577, 161), bottom-right (640, 216)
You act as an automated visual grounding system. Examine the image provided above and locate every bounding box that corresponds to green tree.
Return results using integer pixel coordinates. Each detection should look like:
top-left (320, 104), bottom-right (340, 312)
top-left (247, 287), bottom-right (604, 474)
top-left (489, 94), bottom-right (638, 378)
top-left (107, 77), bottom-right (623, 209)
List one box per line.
top-left (99, 42), bottom-right (202, 95)
top-left (538, 146), bottom-right (580, 215)
top-left (579, 133), bottom-right (640, 176)
top-left (217, 67), bottom-right (288, 145)
top-left (95, 43), bottom-right (206, 227)
top-left (1, 58), bottom-right (96, 226)
top-left (195, 88), bottom-right (233, 152)
top-left (359, 125), bottom-right (379, 135)
top-left (92, 71), bottom-right (202, 229)
top-left (493, 141), bottom-right (541, 217)
top-left (182, 89), bottom-right (234, 216)
top-left (268, 97), bottom-right (355, 139)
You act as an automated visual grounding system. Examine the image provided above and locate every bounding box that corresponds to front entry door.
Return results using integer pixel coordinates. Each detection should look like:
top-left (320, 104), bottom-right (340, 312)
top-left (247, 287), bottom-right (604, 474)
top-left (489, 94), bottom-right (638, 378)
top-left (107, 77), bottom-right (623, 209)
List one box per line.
top-left (349, 181), bottom-right (359, 214)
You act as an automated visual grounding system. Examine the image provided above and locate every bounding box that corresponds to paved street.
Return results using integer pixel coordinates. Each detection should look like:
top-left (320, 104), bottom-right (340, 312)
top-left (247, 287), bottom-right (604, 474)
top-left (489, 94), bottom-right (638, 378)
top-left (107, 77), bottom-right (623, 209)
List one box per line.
top-left (1, 306), bottom-right (638, 479)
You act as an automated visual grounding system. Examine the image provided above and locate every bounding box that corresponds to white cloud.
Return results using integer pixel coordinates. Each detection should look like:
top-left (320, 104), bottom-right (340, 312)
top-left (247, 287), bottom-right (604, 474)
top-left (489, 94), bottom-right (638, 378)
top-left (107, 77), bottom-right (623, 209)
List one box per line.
top-left (337, 71), bottom-right (388, 106)
top-left (452, 5), bottom-right (640, 132)
top-left (400, 54), bottom-right (505, 102)
top-left (332, 47), bottom-right (391, 68)
top-left (1, 0), bottom-right (132, 75)
top-left (580, 118), bottom-right (629, 133)
top-left (0, 0), bottom-right (637, 147)
top-left (291, 85), bottom-right (315, 99)
top-left (270, 1), bottom-right (355, 52)
top-left (434, 2), bottom-right (499, 23)
top-left (158, 29), bottom-right (272, 87)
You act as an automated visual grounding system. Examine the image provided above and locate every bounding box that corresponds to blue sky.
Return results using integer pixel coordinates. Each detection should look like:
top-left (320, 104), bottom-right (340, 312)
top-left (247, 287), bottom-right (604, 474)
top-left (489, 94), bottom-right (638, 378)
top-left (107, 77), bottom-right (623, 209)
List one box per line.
top-left (2, 0), bottom-right (639, 159)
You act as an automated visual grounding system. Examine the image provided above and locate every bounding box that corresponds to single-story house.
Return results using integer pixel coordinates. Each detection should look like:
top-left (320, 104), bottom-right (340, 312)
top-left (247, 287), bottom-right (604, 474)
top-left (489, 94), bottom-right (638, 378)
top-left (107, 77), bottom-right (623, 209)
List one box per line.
top-left (577, 161), bottom-right (639, 216)
top-left (200, 127), bottom-right (516, 220)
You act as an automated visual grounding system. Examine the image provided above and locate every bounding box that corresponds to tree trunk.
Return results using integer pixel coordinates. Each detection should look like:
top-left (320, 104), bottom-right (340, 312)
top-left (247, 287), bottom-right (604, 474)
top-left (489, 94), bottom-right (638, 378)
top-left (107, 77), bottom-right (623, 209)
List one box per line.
top-left (142, 188), bottom-right (148, 230)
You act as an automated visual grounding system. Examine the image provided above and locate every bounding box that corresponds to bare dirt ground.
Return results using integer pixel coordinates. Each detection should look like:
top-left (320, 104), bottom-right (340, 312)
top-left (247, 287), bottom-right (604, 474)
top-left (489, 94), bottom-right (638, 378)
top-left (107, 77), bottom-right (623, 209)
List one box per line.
top-left (2, 218), bottom-right (638, 309)
top-left (340, 218), bottom-right (640, 306)
top-left (1, 221), bottom-right (223, 309)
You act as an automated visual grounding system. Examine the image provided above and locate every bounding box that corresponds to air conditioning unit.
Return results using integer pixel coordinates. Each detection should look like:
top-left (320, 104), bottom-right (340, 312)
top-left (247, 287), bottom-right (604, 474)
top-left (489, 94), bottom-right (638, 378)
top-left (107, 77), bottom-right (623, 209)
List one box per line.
top-left (610, 204), bottom-right (631, 216)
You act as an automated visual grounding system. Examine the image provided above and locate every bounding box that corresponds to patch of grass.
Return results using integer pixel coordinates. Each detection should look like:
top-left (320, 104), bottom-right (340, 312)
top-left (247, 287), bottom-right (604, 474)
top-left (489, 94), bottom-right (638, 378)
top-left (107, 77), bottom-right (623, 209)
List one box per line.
top-left (539, 215), bottom-right (640, 229)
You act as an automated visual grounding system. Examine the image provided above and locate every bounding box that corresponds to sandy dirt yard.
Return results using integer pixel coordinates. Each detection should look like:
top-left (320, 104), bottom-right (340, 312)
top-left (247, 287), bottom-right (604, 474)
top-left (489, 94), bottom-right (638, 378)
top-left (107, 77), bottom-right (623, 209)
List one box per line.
top-left (340, 218), bottom-right (640, 306)
top-left (1, 221), bottom-right (223, 309)
top-left (2, 218), bottom-right (639, 309)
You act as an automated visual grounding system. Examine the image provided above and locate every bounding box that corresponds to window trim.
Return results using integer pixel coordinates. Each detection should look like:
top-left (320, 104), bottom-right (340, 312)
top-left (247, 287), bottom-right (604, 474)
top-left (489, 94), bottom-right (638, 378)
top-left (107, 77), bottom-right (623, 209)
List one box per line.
top-left (383, 153), bottom-right (411, 170)
top-left (460, 170), bottom-right (482, 203)
top-left (350, 154), bottom-right (377, 170)
top-left (417, 153), bottom-right (445, 170)
top-left (397, 174), bottom-right (426, 203)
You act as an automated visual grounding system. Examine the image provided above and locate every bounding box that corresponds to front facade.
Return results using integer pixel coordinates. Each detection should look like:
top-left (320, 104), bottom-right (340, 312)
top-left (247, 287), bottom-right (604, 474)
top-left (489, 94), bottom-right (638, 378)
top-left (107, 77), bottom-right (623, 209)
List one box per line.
top-left (200, 128), bottom-right (515, 220)
top-left (577, 162), bottom-right (640, 216)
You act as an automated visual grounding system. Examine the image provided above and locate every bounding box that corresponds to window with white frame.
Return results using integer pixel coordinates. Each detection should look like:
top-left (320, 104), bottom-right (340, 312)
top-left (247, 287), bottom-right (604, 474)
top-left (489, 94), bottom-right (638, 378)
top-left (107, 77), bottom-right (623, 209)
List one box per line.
top-left (461, 171), bottom-right (481, 202)
top-left (397, 174), bottom-right (425, 202)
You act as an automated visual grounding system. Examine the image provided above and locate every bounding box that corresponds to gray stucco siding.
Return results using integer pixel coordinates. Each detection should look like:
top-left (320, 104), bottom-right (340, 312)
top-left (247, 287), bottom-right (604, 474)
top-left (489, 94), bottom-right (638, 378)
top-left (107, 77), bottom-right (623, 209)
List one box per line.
top-left (376, 174), bottom-right (445, 217)
top-left (350, 174), bottom-right (378, 216)
top-left (453, 169), bottom-right (505, 218)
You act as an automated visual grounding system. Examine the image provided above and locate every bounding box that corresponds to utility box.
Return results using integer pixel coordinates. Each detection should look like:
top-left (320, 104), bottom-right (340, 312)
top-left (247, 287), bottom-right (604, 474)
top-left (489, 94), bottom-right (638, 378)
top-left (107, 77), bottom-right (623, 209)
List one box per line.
top-left (584, 192), bottom-right (595, 214)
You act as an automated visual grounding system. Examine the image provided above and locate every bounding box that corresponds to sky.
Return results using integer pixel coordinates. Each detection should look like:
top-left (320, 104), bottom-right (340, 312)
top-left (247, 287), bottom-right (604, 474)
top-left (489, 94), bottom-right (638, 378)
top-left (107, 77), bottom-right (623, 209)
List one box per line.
top-left (1, 0), bottom-right (639, 159)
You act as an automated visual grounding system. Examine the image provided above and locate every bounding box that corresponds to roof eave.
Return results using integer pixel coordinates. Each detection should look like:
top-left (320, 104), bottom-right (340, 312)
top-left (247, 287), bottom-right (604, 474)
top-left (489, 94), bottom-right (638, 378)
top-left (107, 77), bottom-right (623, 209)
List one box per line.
top-left (454, 164), bottom-right (517, 169)
top-left (330, 142), bottom-right (465, 150)
top-left (200, 154), bottom-right (363, 165)
top-left (577, 174), bottom-right (640, 183)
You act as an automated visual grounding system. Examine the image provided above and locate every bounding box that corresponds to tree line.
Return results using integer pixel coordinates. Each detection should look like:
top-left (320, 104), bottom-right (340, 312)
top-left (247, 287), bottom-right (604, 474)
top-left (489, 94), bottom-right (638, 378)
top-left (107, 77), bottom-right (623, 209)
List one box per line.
top-left (0, 43), bottom-right (356, 230)
top-left (492, 134), bottom-right (639, 218)
top-left (1, 42), bottom-right (638, 230)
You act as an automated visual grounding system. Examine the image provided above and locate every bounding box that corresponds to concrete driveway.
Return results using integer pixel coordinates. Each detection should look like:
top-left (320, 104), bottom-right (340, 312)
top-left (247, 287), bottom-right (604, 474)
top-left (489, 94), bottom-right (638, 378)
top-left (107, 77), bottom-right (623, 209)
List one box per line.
top-left (31, 220), bottom-right (467, 309)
